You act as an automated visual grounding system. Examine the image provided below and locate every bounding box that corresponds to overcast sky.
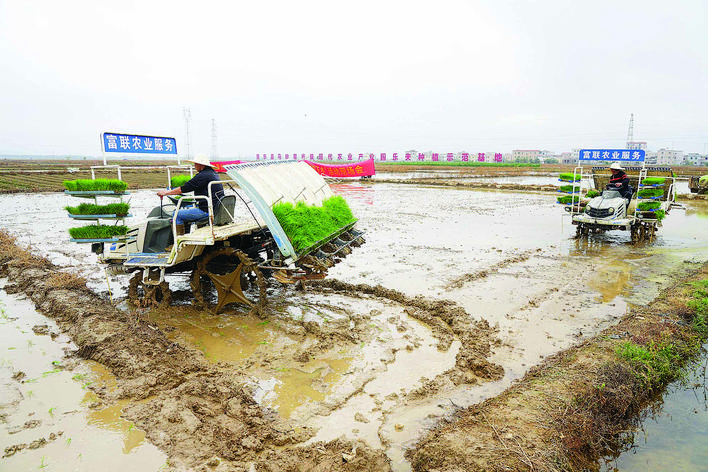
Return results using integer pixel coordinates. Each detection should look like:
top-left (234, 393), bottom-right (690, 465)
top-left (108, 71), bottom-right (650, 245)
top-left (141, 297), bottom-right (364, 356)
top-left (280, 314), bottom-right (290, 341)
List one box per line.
top-left (1, 0), bottom-right (706, 158)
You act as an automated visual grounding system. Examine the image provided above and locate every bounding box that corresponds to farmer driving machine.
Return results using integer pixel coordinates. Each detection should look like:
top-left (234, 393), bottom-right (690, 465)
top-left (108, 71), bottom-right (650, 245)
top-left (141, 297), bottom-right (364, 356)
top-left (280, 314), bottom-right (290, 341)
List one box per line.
top-left (559, 164), bottom-right (678, 242)
top-left (72, 161), bottom-right (364, 312)
top-left (688, 175), bottom-right (708, 195)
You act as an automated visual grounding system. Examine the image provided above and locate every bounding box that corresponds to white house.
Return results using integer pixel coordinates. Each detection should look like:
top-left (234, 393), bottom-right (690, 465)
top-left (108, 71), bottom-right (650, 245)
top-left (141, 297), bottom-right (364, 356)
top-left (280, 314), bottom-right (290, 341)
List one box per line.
top-left (656, 149), bottom-right (684, 166)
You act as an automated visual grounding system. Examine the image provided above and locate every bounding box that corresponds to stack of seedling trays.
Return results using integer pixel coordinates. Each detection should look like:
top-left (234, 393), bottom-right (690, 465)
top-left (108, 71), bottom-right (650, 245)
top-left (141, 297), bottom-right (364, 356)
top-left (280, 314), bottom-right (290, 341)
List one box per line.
top-left (557, 172), bottom-right (581, 208)
top-left (64, 179), bottom-right (132, 243)
top-left (636, 177), bottom-right (666, 220)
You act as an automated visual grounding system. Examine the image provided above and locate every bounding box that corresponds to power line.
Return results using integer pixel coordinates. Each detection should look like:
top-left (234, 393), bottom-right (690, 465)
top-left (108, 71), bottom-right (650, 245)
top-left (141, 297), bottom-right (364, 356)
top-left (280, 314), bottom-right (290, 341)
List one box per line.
top-left (183, 107), bottom-right (192, 161)
top-left (211, 119), bottom-right (218, 160)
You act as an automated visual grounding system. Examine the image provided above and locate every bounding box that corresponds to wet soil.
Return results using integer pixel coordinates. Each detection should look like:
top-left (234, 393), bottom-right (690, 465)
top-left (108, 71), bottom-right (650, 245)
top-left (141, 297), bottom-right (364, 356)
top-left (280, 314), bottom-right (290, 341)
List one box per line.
top-left (1, 172), bottom-right (707, 470)
top-left (0, 233), bottom-right (395, 471)
top-left (408, 263), bottom-right (708, 471)
top-left (0, 288), bottom-right (167, 471)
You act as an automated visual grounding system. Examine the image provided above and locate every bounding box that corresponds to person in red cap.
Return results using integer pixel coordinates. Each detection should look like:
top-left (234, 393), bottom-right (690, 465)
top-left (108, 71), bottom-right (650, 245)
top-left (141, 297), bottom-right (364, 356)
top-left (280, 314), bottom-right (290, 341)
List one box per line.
top-left (608, 162), bottom-right (633, 202)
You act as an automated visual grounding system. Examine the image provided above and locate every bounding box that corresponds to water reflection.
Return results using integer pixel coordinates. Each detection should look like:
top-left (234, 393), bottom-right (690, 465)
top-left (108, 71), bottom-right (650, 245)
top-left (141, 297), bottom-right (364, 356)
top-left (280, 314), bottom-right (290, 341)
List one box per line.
top-left (570, 236), bottom-right (628, 256)
top-left (330, 182), bottom-right (374, 205)
top-left (272, 357), bottom-right (352, 418)
top-left (82, 362), bottom-right (145, 454)
top-left (684, 201), bottom-right (708, 218)
top-left (586, 260), bottom-right (632, 303)
top-left (84, 396), bottom-right (147, 454)
top-left (149, 309), bottom-right (274, 363)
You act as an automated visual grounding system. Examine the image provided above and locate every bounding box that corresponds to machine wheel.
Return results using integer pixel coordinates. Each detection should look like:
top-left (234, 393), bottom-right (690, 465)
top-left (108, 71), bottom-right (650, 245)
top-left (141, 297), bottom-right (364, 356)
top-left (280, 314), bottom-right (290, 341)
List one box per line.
top-left (191, 247), bottom-right (267, 316)
top-left (575, 223), bottom-right (590, 238)
top-left (631, 222), bottom-right (656, 243)
top-left (646, 222), bottom-right (657, 241)
top-left (128, 271), bottom-right (172, 308)
top-left (575, 224), bottom-right (584, 238)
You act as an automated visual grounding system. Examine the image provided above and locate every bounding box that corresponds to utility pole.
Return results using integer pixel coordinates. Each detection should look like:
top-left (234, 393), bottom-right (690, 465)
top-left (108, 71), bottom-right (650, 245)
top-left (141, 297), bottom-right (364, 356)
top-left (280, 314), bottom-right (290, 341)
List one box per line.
top-left (626, 113), bottom-right (634, 148)
top-left (183, 107), bottom-right (192, 165)
top-left (210, 118), bottom-right (218, 160)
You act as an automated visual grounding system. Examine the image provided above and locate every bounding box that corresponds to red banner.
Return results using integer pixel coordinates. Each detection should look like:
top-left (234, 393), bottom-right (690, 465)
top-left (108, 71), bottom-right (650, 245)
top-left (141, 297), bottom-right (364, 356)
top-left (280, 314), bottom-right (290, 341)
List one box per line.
top-left (305, 158), bottom-right (375, 178)
top-left (210, 160), bottom-right (242, 172)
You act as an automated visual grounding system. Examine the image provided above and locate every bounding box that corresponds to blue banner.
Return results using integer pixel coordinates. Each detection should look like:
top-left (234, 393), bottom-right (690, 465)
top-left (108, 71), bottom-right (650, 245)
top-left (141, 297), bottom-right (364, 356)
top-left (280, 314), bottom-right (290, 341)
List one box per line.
top-left (102, 132), bottom-right (177, 155)
top-left (579, 149), bottom-right (645, 162)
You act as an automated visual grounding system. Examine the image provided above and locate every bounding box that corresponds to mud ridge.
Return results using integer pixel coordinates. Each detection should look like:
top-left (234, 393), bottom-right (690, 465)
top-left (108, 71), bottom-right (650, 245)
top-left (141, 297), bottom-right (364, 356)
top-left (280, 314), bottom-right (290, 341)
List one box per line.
top-left (0, 230), bottom-right (393, 471)
top-left (445, 250), bottom-right (536, 289)
top-left (407, 263), bottom-right (708, 471)
top-left (308, 278), bottom-right (504, 387)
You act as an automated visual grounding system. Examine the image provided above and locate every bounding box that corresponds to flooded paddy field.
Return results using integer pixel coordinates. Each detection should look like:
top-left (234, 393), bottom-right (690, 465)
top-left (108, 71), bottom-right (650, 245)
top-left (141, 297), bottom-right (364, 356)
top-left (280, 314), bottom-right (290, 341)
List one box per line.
top-left (1, 176), bottom-right (707, 471)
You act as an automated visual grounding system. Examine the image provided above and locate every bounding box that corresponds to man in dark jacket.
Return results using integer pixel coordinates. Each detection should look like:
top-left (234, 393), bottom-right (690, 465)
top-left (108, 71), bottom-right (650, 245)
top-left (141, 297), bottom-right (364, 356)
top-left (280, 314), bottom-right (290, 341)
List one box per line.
top-left (608, 162), bottom-right (633, 202)
top-left (157, 153), bottom-right (224, 235)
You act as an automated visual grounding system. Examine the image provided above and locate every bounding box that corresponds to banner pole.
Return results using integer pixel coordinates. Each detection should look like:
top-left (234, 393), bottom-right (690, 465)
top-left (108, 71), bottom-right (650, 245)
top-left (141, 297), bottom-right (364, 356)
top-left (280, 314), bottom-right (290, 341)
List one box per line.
top-left (99, 132), bottom-right (107, 166)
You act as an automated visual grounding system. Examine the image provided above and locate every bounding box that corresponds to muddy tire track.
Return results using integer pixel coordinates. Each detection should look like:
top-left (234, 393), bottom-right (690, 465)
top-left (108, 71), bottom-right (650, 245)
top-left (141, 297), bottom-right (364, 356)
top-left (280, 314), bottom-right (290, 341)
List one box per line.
top-left (0, 231), bottom-right (392, 471)
top-left (308, 279), bottom-right (504, 387)
top-left (444, 250), bottom-right (536, 289)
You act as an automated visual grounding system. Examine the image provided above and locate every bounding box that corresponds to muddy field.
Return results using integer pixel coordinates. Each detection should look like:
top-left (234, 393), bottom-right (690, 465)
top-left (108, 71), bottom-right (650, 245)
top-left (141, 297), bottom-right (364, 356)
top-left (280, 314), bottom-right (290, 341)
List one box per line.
top-left (1, 170), bottom-right (707, 471)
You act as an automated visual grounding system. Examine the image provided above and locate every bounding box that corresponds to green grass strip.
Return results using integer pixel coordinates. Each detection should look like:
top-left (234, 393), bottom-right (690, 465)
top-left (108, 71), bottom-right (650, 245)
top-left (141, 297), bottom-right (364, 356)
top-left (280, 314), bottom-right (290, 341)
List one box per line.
top-left (654, 209), bottom-right (666, 220)
top-left (64, 179), bottom-right (128, 192)
top-left (616, 340), bottom-right (682, 388)
top-left (559, 173), bottom-right (580, 182)
top-left (68, 225), bottom-right (128, 239)
top-left (65, 203), bottom-right (130, 215)
top-left (687, 279), bottom-right (708, 333)
top-left (637, 188), bottom-right (663, 198)
top-left (170, 175), bottom-right (191, 188)
top-left (557, 195), bottom-right (580, 204)
top-left (637, 201), bottom-right (660, 211)
top-left (272, 196), bottom-right (355, 253)
top-left (586, 190), bottom-right (601, 198)
top-left (641, 177), bottom-right (666, 186)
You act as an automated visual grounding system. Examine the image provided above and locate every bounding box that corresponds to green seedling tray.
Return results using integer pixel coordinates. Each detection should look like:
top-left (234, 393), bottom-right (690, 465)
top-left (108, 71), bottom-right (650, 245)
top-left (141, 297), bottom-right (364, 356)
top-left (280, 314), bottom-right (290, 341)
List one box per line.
top-left (68, 224), bottom-right (129, 240)
top-left (557, 195), bottom-right (580, 205)
top-left (638, 201), bottom-right (661, 211)
top-left (66, 202), bottom-right (130, 216)
top-left (170, 175), bottom-right (191, 188)
top-left (637, 188), bottom-right (663, 198)
top-left (64, 190), bottom-right (129, 198)
top-left (68, 214), bottom-right (132, 220)
top-left (558, 185), bottom-right (580, 193)
top-left (273, 195), bottom-right (356, 253)
top-left (559, 173), bottom-right (581, 182)
top-left (64, 178), bottom-right (128, 192)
